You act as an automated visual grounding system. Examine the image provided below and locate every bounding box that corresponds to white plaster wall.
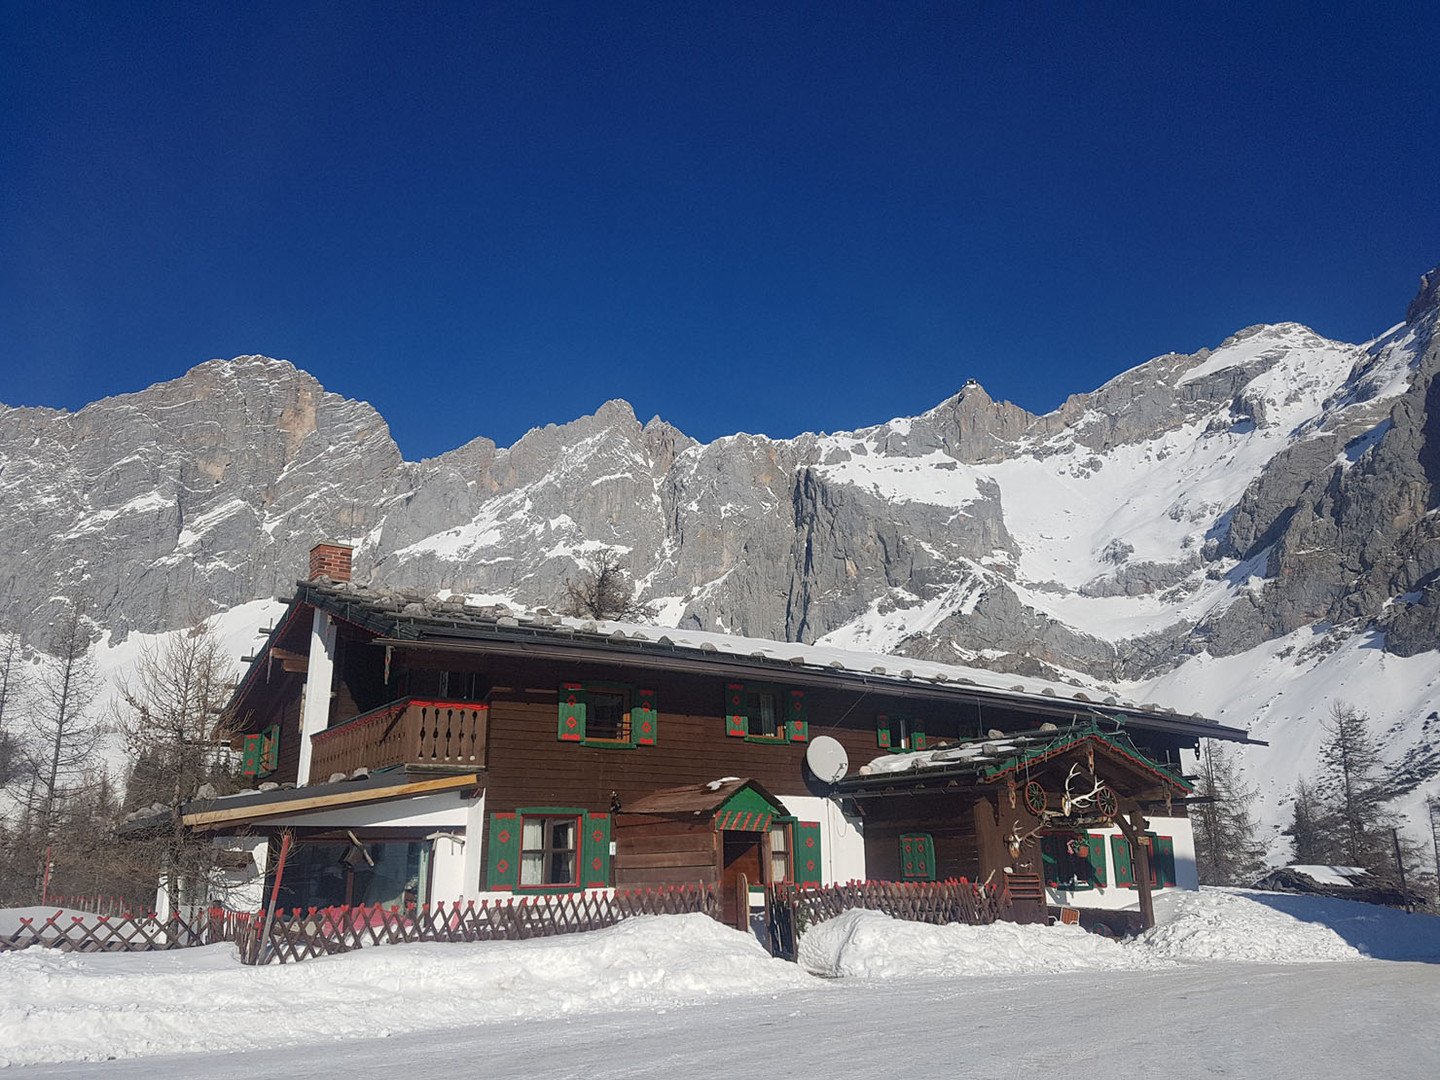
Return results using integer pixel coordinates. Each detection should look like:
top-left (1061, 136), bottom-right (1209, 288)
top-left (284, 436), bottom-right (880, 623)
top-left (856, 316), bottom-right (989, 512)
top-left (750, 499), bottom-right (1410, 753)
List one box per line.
top-left (295, 609), bottom-right (337, 786)
top-left (260, 791), bottom-right (476, 830)
top-left (777, 794), bottom-right (866, 886)
top-left (1046, 815), bottom-right (1197, 912)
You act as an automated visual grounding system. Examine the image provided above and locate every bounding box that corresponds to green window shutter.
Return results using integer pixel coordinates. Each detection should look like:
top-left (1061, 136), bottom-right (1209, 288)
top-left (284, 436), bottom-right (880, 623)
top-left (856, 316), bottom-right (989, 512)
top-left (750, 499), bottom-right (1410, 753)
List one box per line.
top-left (260, 724), bottom-right (281, 774)
top-left (900, 833), bottom-right (936, 881)
top-left (582, 813), bottom-right (612, 887)
top-left (876, 714), bottom-right (892, 749)
top-left (1040, 836), bottom-right (1062, 887)
top-left (558, 682), bottom-right (585, 742)
top-left (1086, 833), bottom-right (1108, 888)
top-left (794, 821), bottom-right (823, 886)
top-left (633, 688), bottom-right (658, 745)
top-left (911, 725), bottom-right (927, 751)
top-left (1154, 835), bottom-right (1176, 889)
top-left (1111, 835), bottom-right (1135, 888)
top-left (786, 689), bottom-right (808, 742)
top-left (486, 812), bottom-right (520, 890)
top-left (724, 683), bottom-right (747, 737)
top-left (240, 733), bottom-right (263, 777)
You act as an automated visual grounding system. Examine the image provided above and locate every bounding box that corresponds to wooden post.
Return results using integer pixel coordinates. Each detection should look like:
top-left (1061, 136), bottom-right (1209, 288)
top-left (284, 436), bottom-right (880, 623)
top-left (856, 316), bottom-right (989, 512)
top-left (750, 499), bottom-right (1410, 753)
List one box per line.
top-left (258, 831), bottom-right (293, 964)
top-left (1117, 810), bottom-right (1155, 931)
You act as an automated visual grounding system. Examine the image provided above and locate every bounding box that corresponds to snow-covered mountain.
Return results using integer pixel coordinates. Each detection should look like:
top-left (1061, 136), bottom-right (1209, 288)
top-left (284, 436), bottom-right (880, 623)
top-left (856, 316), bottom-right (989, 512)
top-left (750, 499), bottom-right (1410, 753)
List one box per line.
top-left (3, 268), bottom-right (1438, 854)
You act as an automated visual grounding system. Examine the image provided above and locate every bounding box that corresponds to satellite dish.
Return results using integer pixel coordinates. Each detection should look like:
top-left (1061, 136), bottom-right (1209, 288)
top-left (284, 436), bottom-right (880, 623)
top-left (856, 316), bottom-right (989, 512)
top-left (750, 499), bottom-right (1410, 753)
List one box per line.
top-left (805, 736), bottom-right (849, 784)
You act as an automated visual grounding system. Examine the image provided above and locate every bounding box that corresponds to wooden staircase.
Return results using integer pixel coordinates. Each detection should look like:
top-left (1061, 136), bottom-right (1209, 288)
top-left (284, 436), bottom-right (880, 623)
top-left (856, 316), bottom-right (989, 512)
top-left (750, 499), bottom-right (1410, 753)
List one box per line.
top-left (1003, 872), bottom-right (1047, 924)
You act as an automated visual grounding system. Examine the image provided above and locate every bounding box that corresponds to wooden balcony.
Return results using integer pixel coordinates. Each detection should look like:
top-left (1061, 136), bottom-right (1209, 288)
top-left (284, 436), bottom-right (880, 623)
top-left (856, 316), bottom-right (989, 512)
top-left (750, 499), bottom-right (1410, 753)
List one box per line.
top-left (308, 698), bottom-right (488, 783)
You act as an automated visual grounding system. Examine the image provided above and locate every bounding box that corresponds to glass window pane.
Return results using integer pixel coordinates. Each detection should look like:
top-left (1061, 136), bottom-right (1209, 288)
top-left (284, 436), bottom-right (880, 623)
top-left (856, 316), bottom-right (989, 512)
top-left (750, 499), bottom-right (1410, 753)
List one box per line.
top-left (550, 819), bottom-right (576, 850)
top-left (550, 852), bottom-right (576, 884)
top-left (522, 819), bottom-right (544, 850)
top-left (520, 853), bottom-right (544, 886)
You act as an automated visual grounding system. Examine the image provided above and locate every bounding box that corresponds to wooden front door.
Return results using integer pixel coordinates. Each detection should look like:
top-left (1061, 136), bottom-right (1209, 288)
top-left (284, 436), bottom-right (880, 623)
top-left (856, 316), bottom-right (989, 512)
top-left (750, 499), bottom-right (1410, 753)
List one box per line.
top-left (721, 831), bottom-right (763, 929)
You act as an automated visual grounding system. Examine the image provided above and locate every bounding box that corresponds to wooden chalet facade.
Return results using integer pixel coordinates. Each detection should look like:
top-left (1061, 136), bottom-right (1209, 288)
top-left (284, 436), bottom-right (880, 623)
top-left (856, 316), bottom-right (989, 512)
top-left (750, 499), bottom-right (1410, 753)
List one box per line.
top-left (190, 543), bottom-right (1257, 930)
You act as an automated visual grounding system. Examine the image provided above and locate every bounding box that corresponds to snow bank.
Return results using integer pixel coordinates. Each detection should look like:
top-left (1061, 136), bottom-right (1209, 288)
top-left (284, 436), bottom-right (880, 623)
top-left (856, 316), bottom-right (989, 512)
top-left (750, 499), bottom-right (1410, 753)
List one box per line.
top-left (0, 914), bottom-right (813, 1068)
top-left (798, 908), bottom-right (1161, 978)
top-left (799, 889), bottom-right (1439, 979)
top-left (1136, 889), bottom-right (1365, 963)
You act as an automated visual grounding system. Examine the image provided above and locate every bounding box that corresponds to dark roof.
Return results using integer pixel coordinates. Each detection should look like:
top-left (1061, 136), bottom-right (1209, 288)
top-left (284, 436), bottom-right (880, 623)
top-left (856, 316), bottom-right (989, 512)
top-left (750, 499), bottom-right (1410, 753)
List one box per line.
top-left (231, 577), bottom-right (1259, 746)
top-left (621, 778), bottom-right (785, 816)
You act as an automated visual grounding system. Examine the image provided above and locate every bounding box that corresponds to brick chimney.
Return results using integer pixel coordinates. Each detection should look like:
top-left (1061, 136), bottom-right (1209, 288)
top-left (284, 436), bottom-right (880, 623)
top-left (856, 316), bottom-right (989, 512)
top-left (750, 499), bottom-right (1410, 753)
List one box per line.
top-left (308, 541), bottom-right (353, 583)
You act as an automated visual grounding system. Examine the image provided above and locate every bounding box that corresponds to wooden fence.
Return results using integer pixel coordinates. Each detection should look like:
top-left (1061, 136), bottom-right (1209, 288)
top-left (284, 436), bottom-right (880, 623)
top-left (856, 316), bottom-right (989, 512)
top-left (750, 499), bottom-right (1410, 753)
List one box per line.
top-left (1, 907), bottom-right (255, 954)
top-left (763, 879), bottom-right (1011, 959)
top-left (238, 884), bottom-right (723, 965)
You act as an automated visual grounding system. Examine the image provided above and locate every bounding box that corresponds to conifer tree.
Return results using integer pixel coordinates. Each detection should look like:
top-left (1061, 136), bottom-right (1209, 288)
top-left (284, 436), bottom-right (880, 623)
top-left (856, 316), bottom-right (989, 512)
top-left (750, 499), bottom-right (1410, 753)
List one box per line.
top-left (1315, 702), bottom-right (1395, 873)
top-left (1191, 740), bottom-right (1265, 885)
top-left (1287, 777), bottom-right (1334, 864)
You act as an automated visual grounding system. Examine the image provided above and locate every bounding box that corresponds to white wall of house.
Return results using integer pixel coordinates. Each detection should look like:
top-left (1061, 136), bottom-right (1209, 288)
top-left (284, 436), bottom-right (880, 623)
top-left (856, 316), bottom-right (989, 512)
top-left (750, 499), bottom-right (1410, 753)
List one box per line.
top-left (1046, 815), bottom-right (1197, 912)
top-left (779, 794), bottom-right (865, 886)
top-left (295, 608), bottom-right (338, 786)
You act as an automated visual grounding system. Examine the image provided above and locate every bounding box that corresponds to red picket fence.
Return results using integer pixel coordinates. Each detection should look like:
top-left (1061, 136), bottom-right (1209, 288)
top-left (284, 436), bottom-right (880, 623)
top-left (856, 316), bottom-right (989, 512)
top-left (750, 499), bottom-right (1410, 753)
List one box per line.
top-left (1, 907), bottom-right (255, 954)
top-left (238, 884), bottom-right (723, 965)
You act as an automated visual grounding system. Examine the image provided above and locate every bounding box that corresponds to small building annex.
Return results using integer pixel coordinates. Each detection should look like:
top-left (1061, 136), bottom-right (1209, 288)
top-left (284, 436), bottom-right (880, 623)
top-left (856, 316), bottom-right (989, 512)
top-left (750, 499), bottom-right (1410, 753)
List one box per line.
top-left (187, 543), bottom-right (1259, 930)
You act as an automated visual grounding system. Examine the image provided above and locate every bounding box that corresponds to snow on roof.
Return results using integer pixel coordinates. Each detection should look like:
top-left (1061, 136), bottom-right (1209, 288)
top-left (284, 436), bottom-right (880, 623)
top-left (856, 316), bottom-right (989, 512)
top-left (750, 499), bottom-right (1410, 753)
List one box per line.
top-left (1283, 865), bottom-right (1370, 888)
top-left (293, 579), bottom-right (1232, 734)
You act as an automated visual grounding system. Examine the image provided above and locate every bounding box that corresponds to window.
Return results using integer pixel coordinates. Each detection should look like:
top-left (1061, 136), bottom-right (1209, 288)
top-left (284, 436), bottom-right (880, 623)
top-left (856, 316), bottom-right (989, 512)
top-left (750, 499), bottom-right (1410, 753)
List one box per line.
top-left (877, 714), bottom-right (927, 751)
top-left (724, 683), bottom-right (808, 742)
top-left (768, 823), bottom-right (791, 883)
top-left (240, 724), bottom-right (280, 778)
top-left (1042, 833), bottom-right (1108, 891)
top-left (557, 684), bottom-right (657, 746)
top-left (1109, 833), bottom-right (1177, 890)
top-left (900, 833), bottom-right (937, 881)
top-left (487, 809), bottom-right (613, 892)
top-left (520, 815), bottom-right (579, 887)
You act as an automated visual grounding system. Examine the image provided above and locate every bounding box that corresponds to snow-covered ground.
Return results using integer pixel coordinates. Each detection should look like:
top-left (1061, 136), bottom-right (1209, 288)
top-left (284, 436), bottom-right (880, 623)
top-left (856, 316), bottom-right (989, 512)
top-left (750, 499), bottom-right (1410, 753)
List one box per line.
top-left (3, 890), bottom-right (1438, 1075)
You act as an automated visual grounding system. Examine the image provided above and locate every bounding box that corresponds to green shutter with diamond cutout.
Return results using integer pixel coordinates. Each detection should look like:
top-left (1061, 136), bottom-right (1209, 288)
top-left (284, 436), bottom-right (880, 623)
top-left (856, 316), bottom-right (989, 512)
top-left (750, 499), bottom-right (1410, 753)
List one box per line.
top-left (1087, 833), bottom-right (1109, 888)
top-left (876, 715), bottom-right (892, 749)
top-left (582, 813), bottom-right (611, 888)
top-left (633, 688), bottom-right (658, 746)
top-left (724, 683), bottom-right (747, 737)
top-left (260, 724), bottom-right (281, 775)
top-left (240, 733), bottom-right (263, 777)
top-left (900, 833), bottom-right (936, 881)
top-left (911, 723), bottom-right (927, 751)
top-left (487, 812), bottom-right (520, 890)
top-left (1111, 834), bottom-right (1135, 889)
top-left (786, 689), bottom-right (808, 742)
top-left (557, 682), bottom-right (585, 742)
top-left (1154, 835), bottom-right (1176, 889)
top-left (1040, 835), bottom-right (1062, 887)
top-left (794, 821), bottom-right (822, 886)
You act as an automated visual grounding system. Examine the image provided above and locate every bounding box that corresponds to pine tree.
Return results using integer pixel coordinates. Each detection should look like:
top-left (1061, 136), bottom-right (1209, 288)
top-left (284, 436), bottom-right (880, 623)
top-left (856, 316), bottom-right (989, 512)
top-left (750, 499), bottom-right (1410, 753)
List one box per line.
top-left (1191, 740), bottom-right (1266, 885)
top-left (0, 633), bottom-right (24, 788)
top-left (113, 619), bottom-right (237, 914)
top-left (1287, 776), bottom-right (1334, 864)
top-left (1315, 702), bottom-right (1395, 874)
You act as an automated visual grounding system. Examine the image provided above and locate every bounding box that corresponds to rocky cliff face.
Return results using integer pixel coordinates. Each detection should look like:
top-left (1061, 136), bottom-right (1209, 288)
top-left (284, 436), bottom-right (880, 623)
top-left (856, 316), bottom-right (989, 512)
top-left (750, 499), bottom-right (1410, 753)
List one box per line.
top-left (2, 275), bottom-right (1436, 686)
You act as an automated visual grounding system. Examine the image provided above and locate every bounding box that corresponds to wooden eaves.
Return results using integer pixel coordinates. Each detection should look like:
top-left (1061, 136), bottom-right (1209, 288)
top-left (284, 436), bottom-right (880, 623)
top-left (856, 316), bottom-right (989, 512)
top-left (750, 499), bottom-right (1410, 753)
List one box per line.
top-left (182, 773), bottom-right (480, 829)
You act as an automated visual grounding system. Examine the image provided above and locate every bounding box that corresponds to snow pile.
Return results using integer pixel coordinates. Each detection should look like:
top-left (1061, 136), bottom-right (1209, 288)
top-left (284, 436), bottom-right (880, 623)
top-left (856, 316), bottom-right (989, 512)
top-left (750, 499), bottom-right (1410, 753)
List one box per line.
top-left (798, 889), bottom-right (1437, 979)
top-left (1135, 889), bottom-right (1365, 963)
top-left (798, 908), bottom-right (1164, 978)
top-left (0, 914), bottom-right (813, 1068)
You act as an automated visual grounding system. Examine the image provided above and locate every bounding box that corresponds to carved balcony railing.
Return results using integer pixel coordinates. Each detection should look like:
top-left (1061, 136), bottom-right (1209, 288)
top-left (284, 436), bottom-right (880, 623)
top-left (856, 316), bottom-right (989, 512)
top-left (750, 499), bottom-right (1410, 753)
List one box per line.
top-left (308, 698), bottom-right (488, 783)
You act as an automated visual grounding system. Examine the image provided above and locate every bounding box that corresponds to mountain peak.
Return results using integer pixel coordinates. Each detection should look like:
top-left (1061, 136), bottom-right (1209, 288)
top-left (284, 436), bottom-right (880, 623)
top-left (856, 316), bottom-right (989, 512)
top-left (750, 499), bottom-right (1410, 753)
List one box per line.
top-left (1404, 265), bottom-right (1440, 325)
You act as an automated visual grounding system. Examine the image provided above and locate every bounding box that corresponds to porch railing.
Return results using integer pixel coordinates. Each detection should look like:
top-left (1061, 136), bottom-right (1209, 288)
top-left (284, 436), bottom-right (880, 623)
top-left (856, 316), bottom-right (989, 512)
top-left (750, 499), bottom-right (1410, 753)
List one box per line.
top-left (308, 697), bottom-right (488, 782)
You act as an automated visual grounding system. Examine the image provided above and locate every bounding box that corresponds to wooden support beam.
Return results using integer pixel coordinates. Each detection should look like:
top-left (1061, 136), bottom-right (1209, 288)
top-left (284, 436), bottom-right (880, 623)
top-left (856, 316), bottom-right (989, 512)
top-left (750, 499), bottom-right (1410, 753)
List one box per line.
top-left (183, 773), bottom-right (480, 828)
top-left (1116, 804), bottom-right (1155, 931)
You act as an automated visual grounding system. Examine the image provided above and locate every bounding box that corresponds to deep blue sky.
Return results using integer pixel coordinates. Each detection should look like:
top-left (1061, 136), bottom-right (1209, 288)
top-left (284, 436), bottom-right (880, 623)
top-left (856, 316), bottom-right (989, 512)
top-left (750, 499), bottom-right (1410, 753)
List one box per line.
top-left (3, 3), bottom-right (1437, 459)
